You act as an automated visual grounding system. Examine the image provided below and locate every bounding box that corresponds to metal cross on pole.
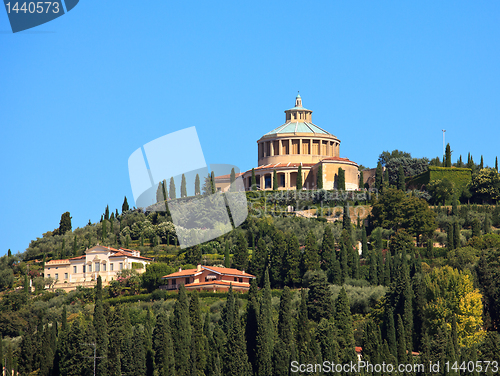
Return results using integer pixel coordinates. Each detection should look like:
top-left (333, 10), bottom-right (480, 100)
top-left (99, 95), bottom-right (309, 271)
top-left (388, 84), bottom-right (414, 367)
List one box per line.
top-left (81, 342), bottom-right (106, 376)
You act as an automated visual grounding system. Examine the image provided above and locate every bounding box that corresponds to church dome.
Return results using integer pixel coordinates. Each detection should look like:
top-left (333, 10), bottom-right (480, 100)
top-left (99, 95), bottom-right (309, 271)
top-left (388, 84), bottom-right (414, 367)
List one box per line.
top-left (256, 95), bottom-right (341, 166)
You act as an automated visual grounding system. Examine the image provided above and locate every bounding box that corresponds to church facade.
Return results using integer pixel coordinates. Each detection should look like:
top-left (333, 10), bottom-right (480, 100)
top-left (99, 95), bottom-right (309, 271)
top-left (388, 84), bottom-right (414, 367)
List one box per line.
top-left (216, 95), bottom-right (360, 191)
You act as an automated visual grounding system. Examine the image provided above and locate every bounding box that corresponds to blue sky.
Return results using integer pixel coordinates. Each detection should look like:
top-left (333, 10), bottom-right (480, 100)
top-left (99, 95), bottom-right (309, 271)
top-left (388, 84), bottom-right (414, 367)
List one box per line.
top-left (1, 1), bottom-right (499, 256)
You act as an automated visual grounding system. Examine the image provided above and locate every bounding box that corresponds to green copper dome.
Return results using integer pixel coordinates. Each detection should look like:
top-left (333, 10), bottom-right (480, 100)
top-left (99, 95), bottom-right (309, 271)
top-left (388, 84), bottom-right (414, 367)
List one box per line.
top-left (264, 122), bottom-right (332, 136)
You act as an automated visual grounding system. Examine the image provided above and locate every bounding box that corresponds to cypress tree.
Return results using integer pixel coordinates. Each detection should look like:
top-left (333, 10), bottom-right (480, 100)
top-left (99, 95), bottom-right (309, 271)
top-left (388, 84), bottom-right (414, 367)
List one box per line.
top-left (277, 286), bottom-right (294, 353)
top-left (211, 171), bottom-right (216, 194)
top-left (169, 177), bottom-right (176, 199)
top-left (445, 143), bottom-right (452, 167)
top-left (396, 314), bottom-right (407, 363)
top-left (195, 174), bottom-right (201, 195)
top-left (284, 233), bottom-right (301, 287)
top-left (301, 230), bottom-right (320, 272)
top-left (321, 225), bottom-right (335, 271)
top-left (269, 230), bottom-right (286, 287)
top-left (232, 232), bottom-right (248, 271)
top-left (316, 318), bottom-right (339, 371)
top-left (359, 169), bottom-right (364, 189)
top-left (122, 196), bottom-right (129, 213)
top-left (447, 222), bottom-right (455, 250)
top-left (173, 284), bottom-right (190, 376)
top-left (454, 220), bottom-right (461, 247)
top-left (342, 201), bottom-right (351, 231)
top-left (369, 250), bottom-right (378, 285)
top-left (153, 310), bottom-right (176, 376)
top-left (496, 156), bottom-right (499, 172)
top-left (162, 179), bottom-right (168, 201)
top-left (19, 323), bottom-right (35, 374)
top-left (245, 279), bottom-right (259, 373)
top-left (426, 238), bottom-right (433, 258)
top-left (273, 169), bottom-right (278, 190)
top-left (94, 276), bottom-right (109, 376)
top-left (484, 214), bottom-right (491, 234)
top-left (274, 288), bottom-right (297, 374)
top-left (105, 205), bottom-right (110, 220)
top-left (480, 155), bottom-right (484, 169)
top-left (251, 168), bottom-right (257, 190)
top-left (251, 238), bottom-right (267, 286)
top-left (472, 218), bottom-right (481, 238)
top-left (59, 211), bottom-right (72, 234)
top-left (327, 249), bottom-right (341, 285)
top-left (339, 241), bottom-right (348, 284)
top-left (375, 162), bottom-right (383, 191)
top-left (132, 327), bottom-right (147, 375)
top-left (222, 288), bottom-right (251, 376)
top-left (317, 164), bottom-right (323, 189)
top-left (189, 291), bottom-right (207, 376)
top-left (384, 168), bottom-right (389, 189)
top-left (397, 164), bottom-right (405, 190)
top-left (362, 319), bottom-right (382, 365)
top-left (296, 289), bottom-right (313, 366)
top-left (102, 220), bottom-right (107, 242)
top-left (6, 343), bottom-right (12, 376)
top-left (256, 270), bottom-right (273, 376)
top-left (307, 272), bottom-right (334, 322)
top-left (337, 167), bottom-right (345, 190)
top-left (361, 227), bottom-right (368, 258)
top-left (384, 250), bottom-right (392, 285)
top-left (230, 167), bottom-right (236, 190)
top-left (297, 165), bottom-right (303, 190)
top-left (335, 287), bottom-right (356, 363)
top-left (181, 174), bottom-right (187, 198)
top-left (224, 241), bottom-right (230, 268)
top-left (386, 307), bottom-right (397, 357)
top-left (272, 338), bottom-right (289, 376)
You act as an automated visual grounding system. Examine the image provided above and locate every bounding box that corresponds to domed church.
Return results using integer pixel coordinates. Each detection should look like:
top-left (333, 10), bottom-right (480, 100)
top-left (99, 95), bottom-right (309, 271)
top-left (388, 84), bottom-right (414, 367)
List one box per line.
top-left (217, 94), bottom-right (360, 191)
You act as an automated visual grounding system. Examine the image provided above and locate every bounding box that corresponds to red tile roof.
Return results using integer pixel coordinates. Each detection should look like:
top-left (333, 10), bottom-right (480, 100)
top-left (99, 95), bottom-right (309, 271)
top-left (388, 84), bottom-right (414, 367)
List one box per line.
top-left (162, 265), bottom-right (255, 279)
top-left (214, 172), bottom-right (245, 180)
top-left (185, 280), bottom-right (251, 288)
top-left (46, 259), bottom-right (70, 265)
top-left (321, 156), bottom-right (358, 165)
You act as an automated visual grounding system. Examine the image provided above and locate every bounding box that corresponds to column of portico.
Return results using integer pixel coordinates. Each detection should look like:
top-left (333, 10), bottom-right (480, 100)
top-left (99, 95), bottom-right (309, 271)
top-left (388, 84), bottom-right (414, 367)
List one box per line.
top-left (270, 140), bottom-right (274, 156)
top-left (298, 139), bottom-right (302, 155)
top-left (260, 175), bottom-right (264, 190)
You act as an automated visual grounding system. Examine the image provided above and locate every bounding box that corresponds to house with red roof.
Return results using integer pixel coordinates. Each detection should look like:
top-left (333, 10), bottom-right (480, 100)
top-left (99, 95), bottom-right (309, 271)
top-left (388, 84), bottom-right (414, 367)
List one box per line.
top-left (44, 245), bottom-right (152, 291)
top-left (161, 264), bottom-right (255, 292)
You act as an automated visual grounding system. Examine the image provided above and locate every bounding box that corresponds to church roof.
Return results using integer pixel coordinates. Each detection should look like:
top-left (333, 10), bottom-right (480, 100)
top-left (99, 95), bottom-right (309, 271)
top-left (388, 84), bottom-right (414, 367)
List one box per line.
top-left (263, 121), bottom-right (333, 136)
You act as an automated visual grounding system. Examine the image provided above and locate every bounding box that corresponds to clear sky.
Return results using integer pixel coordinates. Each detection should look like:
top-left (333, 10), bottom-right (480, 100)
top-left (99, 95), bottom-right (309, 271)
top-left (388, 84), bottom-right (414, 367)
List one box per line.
top-left (1, 1), bottom-right (499, 256)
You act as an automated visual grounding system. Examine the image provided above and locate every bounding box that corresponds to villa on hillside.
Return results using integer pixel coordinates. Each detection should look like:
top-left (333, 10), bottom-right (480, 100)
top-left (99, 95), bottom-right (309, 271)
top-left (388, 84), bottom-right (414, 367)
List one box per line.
top-left (44, 245), bottom-right (152, 291)
top-left (161, 265), bottom-right (255, 292)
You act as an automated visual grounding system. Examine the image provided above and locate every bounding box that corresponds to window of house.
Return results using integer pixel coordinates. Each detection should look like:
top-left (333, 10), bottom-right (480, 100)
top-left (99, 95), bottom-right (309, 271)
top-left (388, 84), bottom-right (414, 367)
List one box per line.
top-left (172, 279), bottom-right (176, 285)
top-left (185, 277), bottom-right (190, 284)
top-left (110, 263), bottom-right (114, 271)
top-left (55, 273), bottom-right (59, 280)
top-left (83, 265), bottom-right (86, 273)
top-left (95, 263), bottom-right (100, 272)
top-left (239, 278), bottom-right (243, 283)
top-left (234, 277), bottom-right (237, 282)
top-left (73, 266), bottom-right (77, 273)
top-left (119, 263), bottom-right (123, 270)
top-left (88, 264), bottom-right (92, 272)
top-left (47, 274), bottom-right (50, 278)
top-left (65, 273), bottom-right (68, 279)
top-left (103, 263), bottom-right (106, 272)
